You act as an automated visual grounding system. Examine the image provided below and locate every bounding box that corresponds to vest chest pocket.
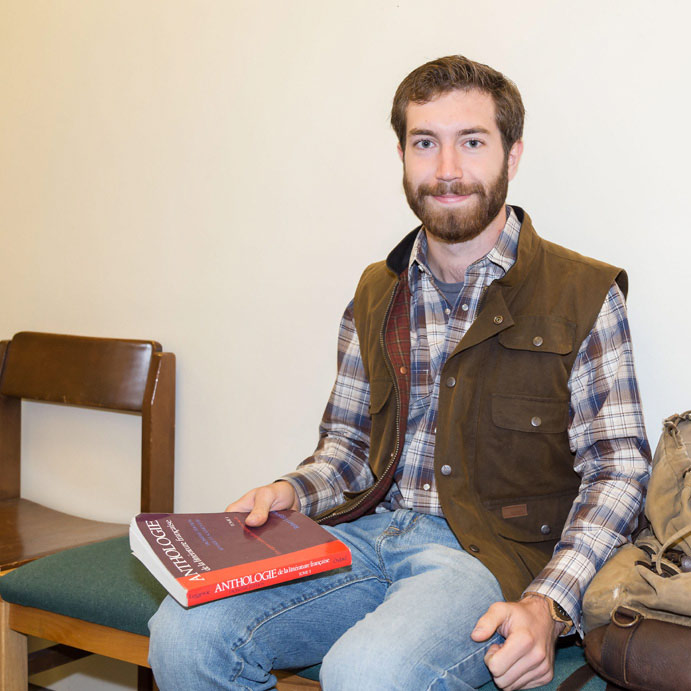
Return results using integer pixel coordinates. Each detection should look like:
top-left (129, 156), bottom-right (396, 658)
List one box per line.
top-left (498, 315), bottom-right (576, 354)
top-left (492, 393), bottom-right (569, 434)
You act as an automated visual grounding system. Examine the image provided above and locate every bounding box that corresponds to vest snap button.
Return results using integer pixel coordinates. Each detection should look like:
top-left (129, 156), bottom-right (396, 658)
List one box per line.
top-left (533, 336), bottom-right (544, 347)
top-left (493, 315), bottom-right (504, 325)
top-left (468, 544), bottom-right (480, 553)
top-left (445, 376), bottom-right (456, 388)
top-left (531, 416), bottom-right (542, 427)
top-left (440, 464), bottom-right (452, 476)
top-left (540, 524), bottom-right (552, 535)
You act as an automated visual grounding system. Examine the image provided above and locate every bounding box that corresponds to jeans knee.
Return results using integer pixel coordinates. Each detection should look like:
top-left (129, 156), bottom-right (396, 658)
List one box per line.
top-left (320, 633), bottom-right (395, 690)
top-left (319, 626), bottom-right (493, 691)
top-left (148, 596), bottom-right (199, 672)
top-left (148, 595), bottom-right (244, 688)
top-left (149, 594), bottom-right (287, 691)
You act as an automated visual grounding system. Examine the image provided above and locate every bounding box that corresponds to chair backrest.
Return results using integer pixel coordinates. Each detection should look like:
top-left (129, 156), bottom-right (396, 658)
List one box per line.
top-left (0, 331), bottom-right (175, 512)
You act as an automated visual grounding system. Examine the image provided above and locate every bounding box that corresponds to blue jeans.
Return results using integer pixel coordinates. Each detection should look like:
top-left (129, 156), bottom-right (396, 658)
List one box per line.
top-left (149, 510), bottom-right (504, 690)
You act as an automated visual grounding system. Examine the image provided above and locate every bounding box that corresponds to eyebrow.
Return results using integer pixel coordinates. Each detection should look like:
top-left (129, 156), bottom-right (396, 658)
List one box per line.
top-left (408, 127), bottom-right (491, 137)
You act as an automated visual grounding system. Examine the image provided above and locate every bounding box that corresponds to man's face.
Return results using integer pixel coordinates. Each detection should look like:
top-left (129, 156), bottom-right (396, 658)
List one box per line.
top-left (400, 89), bottom-right (522, 244)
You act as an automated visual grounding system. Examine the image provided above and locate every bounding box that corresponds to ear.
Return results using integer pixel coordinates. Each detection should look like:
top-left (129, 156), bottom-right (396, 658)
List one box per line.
top-left (397, 142), bottom-right (404, 162)
top-left (507, 140), bottom-right (523, 182)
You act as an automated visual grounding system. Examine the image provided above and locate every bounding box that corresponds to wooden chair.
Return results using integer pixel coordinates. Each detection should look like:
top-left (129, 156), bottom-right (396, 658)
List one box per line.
top-left (0, 331), bottom-right (175, 690)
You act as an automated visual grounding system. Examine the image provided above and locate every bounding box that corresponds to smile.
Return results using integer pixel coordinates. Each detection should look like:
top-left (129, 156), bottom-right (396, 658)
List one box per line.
top-left (430, 194), bottom-right (473, 204)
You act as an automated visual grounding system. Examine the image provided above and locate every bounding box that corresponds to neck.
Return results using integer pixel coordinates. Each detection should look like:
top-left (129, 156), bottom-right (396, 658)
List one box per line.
top-left (425, 208), bottom-right (507, 282)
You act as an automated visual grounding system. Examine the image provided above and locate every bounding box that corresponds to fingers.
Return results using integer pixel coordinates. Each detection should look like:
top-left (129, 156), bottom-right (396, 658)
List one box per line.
top-left (485, 632), bottom-right (548, 691)
top-left (225, 488), bottom-right (257, 514)
top-left (225, 481), bottom-right (297, 527)
top-left (499, 662), bottom-right (553, 691)
top-left (485, 626), bottom-right (531, 681)
top-left (484, 642), bottom-right (502, 661)
top-left (473, 599), bottom-right (557, 690)
top-left (489, 636), bottom-right (552, 690)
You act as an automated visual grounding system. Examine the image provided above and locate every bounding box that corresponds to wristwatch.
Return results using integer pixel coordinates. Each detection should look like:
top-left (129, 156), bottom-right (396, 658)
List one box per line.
top-left (521, 593), bottom-right (573, 635)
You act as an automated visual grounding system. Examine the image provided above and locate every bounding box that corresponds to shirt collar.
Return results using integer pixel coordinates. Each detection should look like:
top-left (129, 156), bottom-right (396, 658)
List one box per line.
top-left (408, 205), bottom-right (521, 283)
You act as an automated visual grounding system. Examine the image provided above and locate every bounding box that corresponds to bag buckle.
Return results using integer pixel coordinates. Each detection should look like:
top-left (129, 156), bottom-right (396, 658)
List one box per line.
top-left (611, 606), bottom-right (642, 628)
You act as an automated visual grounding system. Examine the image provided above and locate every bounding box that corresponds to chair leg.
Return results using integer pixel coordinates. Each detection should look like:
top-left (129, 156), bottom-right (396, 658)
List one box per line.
top-left (137, 665), bottom-right (155, 691)
top-left (0, 598), bottom-right (28, 691)
top-left (274, 670), bottom-right (321, 690)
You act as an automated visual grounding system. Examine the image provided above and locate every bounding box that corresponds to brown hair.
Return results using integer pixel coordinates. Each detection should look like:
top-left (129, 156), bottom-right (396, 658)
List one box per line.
top-left (391, 55), bottom-right (525, 154)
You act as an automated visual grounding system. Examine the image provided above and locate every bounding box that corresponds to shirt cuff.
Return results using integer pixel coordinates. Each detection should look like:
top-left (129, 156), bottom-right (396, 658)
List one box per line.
top-left (279, 466), bottom-right (338, 517)
top-left (523, 550), bottom-right (597, 636)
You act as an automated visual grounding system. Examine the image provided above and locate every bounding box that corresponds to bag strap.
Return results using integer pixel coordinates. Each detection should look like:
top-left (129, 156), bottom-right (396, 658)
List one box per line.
top-left (600, 607), bottom-right (642, 684)
top-left (558, 664), bottom-right (627, 690)
top-left (557, 663), bottom-right (596, 690)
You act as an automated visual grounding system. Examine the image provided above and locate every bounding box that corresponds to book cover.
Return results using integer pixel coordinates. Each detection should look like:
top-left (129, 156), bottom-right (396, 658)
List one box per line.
top-left (129, 510), bottom-right (352, 607)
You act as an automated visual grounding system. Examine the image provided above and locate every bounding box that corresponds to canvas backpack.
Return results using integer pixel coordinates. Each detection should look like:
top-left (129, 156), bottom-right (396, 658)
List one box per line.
top-left (575, 411), bottom-right (691, 690)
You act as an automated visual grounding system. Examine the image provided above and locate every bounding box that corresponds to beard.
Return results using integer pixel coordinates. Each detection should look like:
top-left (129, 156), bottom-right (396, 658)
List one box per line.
top-left (403, 161), bottom-right (509, 244)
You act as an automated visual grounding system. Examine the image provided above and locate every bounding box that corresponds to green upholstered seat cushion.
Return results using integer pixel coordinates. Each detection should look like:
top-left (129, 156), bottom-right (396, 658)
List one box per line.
top-left (291, 643), bottom-right (605, 689)
top-left (0, 536), bottom-right (166, 636)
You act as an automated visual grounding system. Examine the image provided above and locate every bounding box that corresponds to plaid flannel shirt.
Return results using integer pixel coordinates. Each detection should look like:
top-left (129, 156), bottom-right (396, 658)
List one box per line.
top-left (283, 207), bottom-right (651, 632)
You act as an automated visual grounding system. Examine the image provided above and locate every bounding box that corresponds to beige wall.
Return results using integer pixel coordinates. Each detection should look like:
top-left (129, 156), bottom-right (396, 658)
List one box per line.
top-left (2, 1), bottom-right (690, 687)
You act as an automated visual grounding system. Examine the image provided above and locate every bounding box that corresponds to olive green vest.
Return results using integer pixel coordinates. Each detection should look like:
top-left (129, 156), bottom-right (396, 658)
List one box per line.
top-left (317, 208), bottom-right (626, 601)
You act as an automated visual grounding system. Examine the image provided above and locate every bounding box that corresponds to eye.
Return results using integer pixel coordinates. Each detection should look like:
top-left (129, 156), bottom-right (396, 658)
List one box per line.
top-left (465, 138), bottom-right (483, 149)
top-left (414, 139), bottom-right (435, 150)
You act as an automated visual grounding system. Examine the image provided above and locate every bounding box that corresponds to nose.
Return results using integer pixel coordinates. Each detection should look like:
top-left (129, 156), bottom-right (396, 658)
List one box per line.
top-left (436, 145), bottom-right (463, 181)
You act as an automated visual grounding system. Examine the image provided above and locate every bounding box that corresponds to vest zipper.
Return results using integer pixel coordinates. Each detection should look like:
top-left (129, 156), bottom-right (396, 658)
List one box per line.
top-left (317, 280), bottom-right (403, 523)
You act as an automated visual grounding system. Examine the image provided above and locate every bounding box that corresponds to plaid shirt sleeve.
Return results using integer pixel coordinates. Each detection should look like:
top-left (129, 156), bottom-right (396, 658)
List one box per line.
top-left (524, 281), bottom-right (652, 634)
top-left (280, 300), bottom-right (375, 516)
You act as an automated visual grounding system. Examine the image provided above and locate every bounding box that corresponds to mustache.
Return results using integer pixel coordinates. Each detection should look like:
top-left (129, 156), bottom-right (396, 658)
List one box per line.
top-left (417, 181), bottom-right (484, 197)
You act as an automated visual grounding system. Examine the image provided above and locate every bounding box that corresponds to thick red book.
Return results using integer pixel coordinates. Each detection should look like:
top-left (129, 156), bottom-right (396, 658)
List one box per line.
top-left (129, 510), bottom-right (352, 607)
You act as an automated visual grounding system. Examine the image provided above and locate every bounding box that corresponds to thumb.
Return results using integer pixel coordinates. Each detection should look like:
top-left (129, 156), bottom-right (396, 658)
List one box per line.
top-left (245, 488), bottom-right (274, 527)
top-left (471, 602), bottom-right (506, 641)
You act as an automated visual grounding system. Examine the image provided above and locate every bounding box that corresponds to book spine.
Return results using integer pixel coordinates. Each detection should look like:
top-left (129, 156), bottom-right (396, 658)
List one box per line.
top-left (183, 543), bottom-right (351, 606)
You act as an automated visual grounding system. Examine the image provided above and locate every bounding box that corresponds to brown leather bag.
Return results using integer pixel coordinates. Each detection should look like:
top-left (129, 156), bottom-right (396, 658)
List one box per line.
top-left (583, 607), bottom-right (691, 691)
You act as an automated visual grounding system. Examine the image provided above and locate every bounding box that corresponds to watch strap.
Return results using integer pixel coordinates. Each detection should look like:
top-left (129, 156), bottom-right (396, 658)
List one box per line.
top-left (521, 592), bottom-right (573, 634)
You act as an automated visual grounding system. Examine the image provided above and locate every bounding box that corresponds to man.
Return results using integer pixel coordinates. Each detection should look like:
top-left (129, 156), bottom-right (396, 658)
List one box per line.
top-left (149, 55), bottom-right (650, 690)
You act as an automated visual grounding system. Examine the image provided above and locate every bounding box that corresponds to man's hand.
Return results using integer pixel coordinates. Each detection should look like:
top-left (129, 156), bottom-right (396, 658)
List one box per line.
top-left (470, 595), bottom-right (563, 690)
top-left (225, 480), bottom-right (298, 527)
